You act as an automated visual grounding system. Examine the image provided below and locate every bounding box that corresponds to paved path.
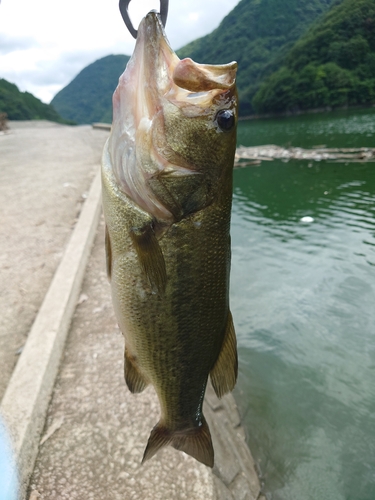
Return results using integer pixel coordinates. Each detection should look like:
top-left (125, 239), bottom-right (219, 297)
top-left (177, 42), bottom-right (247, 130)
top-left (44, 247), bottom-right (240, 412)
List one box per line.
top-left (0, 122), bottom-right (109, 400)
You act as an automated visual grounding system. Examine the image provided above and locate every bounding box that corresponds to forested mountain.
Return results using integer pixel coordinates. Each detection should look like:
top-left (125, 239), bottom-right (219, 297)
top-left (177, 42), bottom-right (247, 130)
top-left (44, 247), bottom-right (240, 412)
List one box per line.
top-left (52, 0), bottom-right (335, 122)
top-left (252, 0), bottom-right (375, 114)
top-left (51, 55), bottom-right (130, 124)
top-left (178, 0), bottom-right (336, 114)
top-left (52, 0), bottom-right (374, 121)
top-left (0, 79), bottom-right (70, 123)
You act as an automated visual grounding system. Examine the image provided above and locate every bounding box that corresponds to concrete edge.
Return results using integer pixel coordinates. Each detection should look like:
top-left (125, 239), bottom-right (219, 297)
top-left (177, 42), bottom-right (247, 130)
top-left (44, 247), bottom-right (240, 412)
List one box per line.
top-left (0, 169), bottom-right (102, 500)
top-left (205, 384), bottom-right (263, 500)
top-left (92, 123), bottom-right (111, 131)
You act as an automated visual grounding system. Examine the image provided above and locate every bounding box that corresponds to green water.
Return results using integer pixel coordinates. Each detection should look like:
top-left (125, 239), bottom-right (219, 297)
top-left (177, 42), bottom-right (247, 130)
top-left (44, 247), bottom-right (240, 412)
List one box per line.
top-left (231, 108), bottom-right (375, 500)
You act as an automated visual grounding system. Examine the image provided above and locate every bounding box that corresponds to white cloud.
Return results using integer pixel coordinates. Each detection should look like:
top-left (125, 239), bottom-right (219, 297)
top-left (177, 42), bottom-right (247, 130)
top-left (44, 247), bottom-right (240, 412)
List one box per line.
top-left (0, 0), bottom-right (240, 103)
top-left (0, 33), bottom-right (39, 54)
top-left (188, 13), bottom-right (200, 22)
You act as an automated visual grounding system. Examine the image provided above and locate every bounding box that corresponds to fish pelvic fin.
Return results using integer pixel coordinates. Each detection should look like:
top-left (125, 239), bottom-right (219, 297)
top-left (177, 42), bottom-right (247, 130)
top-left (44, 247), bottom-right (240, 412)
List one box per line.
top-left (210, 310), bottom-right (238, 398)
top-left (124, 347), bottom-right (148, 393)
top-left (142, 416), bottom-right (214, 468)
top-left (130, 223), bottom-right (167, 294)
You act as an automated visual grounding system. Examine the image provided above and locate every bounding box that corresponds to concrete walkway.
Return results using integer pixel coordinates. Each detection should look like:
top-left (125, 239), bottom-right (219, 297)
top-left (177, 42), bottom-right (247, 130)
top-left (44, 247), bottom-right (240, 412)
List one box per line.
top-left (0, 121), bottom-right (109, 400)
top-left (0, 122), bottom-right (263, 500)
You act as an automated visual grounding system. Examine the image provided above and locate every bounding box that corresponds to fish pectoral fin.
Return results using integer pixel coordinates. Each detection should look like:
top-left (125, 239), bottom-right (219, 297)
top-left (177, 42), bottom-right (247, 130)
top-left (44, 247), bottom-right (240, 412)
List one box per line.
top-left (124, 347), bottom-right (148, 393)
top-left (105, 224), bottom-right (112, 280)
top-left (130, 222), bottom-right (167, 294)
top-left (142, 416), bottom-right (214, 468)
top-left (210, 311), bottom-right (238, 399)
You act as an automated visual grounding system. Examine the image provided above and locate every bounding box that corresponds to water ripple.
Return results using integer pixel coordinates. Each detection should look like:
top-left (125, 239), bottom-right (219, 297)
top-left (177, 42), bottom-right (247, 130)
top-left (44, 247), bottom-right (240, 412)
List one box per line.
top-left (231, 128), bottom-right (375, 500)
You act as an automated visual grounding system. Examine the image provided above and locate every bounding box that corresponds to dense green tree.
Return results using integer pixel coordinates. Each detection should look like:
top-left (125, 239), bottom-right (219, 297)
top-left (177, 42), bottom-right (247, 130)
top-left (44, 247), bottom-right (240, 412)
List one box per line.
top-left (51, 55), bottom-right (130, 124)
top-left (53, 0), bottom-right (335, 122)
top-left (177, 0), bottom-right (336, 115)
top-left (253, 0), bottom-right (375, 114)
top-left (0, 79), bottom-right (71, 123)
top-left (52, 0), bottom-right (375, 120)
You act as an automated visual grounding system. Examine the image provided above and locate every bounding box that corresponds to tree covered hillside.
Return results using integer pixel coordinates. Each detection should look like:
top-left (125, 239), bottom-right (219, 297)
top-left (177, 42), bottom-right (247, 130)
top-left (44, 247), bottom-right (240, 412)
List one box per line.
top-left (253, 0), bottom-right (375, 114)
top-left (51, 55), bottom-right (130, 124)
top-left (178, 0), bottom-right (336, 114)
top-left (0, 79), bottom-right (70, 123)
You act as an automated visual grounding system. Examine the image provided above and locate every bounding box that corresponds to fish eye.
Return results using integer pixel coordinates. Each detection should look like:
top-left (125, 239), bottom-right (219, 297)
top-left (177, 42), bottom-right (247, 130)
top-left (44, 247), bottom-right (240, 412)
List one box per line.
top-left (216, 109), bottom-right (235, 132)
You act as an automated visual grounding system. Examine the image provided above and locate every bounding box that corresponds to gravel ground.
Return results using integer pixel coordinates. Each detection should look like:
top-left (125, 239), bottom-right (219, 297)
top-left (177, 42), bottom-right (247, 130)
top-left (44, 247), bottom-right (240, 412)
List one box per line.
top-left (0, 121), bottom-right (109, 400)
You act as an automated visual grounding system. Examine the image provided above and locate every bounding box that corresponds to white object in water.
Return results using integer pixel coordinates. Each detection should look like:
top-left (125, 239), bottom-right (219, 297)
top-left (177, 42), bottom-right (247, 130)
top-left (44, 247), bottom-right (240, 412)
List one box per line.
top-left (300, 216), bottom-right (314, 223)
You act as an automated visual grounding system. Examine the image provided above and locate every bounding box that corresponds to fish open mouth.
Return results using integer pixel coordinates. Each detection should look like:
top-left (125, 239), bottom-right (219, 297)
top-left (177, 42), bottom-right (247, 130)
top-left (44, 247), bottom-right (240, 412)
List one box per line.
top-left (109, 11), bottom-right (237, 222)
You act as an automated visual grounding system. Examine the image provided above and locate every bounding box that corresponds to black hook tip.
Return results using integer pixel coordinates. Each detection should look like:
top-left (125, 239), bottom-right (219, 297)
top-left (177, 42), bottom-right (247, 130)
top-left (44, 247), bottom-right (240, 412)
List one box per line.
top-left (119, 0), bottom-right (169, 39)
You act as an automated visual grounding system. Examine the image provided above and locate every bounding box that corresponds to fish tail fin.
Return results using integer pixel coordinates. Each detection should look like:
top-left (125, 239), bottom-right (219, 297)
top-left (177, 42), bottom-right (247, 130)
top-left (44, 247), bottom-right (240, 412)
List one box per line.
top-left (142, 416), bottom-right (214, 468)
top-left (141, 423), bottom-right (173, 464)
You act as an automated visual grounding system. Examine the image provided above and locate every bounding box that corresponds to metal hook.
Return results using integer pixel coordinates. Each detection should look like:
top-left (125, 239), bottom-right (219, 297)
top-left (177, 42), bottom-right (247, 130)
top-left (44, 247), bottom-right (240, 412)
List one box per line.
top-left (119, 0), bottom-right (169, 39)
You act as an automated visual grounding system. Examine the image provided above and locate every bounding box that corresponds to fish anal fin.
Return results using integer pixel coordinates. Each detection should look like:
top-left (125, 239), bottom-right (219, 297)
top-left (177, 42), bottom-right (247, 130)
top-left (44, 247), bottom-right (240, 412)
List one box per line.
top-left (210, 311), bottom-right (238, 399)
top-left (105, 224), bottom-right (112, 280)
top-left (142, 417), bottom-right (214, 468)
top-left (130, 223), bottom-right (167, 294)
top-left (124, 347), bottom-right (148, 393)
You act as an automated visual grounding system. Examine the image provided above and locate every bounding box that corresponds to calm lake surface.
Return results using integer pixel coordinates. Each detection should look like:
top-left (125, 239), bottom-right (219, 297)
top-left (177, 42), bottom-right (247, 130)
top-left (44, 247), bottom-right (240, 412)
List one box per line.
top-left (231, 108), bottom-right (375, 500)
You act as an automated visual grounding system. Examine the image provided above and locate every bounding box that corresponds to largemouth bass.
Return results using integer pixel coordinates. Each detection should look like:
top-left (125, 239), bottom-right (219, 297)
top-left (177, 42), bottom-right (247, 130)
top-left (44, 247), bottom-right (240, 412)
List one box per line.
top-left (101, 10), bottom-right (238, 468)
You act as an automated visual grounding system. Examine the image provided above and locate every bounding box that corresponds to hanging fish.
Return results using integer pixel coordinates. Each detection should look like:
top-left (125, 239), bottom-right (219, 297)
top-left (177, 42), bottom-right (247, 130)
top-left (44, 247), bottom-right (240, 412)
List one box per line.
top-left (101, 7), bottom-right (238, 467)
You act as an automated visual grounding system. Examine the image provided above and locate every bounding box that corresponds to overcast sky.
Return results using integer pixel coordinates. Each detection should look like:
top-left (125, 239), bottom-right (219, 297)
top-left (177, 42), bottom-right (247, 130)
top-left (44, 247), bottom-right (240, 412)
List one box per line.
top-left (0, 0), bottom-right (240, 104)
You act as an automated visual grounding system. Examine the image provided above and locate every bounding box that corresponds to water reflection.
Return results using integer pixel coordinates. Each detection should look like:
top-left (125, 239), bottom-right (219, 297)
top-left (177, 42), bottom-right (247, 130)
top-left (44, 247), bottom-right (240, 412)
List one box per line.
top-left (237, 107), bottom-right (375, 149)
top-left (231, 113), bottom-right (375, 500)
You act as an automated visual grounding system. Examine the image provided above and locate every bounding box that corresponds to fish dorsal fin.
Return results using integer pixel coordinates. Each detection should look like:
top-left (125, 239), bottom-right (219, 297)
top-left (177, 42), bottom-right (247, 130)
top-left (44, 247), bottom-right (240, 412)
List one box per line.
top-left (210, 311), bottom-right (238, 398)
top-left (142, 416), bottom-right (214, 468)
top-left (124, 346), bottom-right (148, 393)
